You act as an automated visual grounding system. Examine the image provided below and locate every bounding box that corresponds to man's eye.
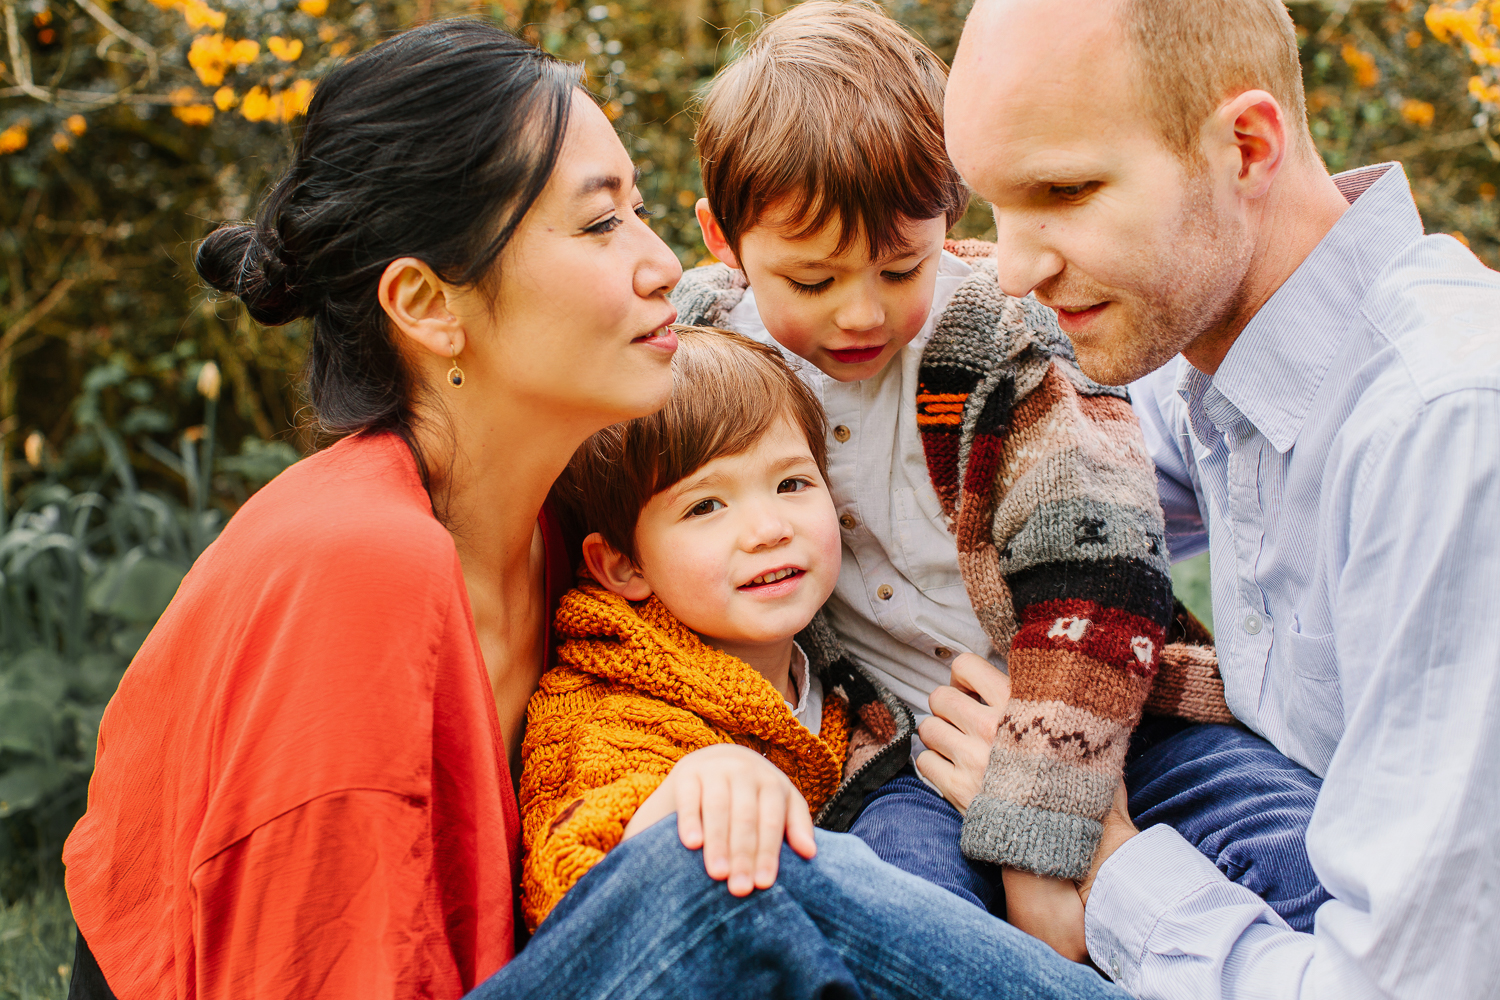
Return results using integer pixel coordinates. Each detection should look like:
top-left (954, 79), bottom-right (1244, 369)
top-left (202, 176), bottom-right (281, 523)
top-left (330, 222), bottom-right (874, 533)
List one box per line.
top-left (1050, 182), bottom-right (1097, 200)
top-left (687, 498), bottom-right (724, 517)
top-left (787, 277), bottom-right (833, 296)
top-left (777, 477), bottom-right (811, 494)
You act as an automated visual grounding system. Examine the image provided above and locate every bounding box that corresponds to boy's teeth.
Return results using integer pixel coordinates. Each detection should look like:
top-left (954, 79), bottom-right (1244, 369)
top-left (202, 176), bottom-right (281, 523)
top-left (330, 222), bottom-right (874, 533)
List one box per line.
top-left (749, 568), bottom-right (796, 586)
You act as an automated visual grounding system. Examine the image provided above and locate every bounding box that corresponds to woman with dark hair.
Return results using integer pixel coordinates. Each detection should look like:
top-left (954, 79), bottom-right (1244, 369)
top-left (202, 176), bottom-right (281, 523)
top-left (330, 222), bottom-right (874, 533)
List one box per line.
top-left (62, 20), bottom-right (681, 998)
top-left (60, 18), bottom-right (1130, 1000)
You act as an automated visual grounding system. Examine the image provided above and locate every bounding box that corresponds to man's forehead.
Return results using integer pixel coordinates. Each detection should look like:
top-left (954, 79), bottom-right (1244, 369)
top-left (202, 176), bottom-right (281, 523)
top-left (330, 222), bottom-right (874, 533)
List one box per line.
top-left (948, 0), bottom-right (1142, 184)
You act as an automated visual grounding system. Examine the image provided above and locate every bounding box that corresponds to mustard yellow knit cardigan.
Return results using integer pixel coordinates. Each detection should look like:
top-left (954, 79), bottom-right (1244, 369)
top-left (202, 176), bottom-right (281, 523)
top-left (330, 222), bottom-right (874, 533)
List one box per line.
top-left (520, 582), bottom-right (864, 930)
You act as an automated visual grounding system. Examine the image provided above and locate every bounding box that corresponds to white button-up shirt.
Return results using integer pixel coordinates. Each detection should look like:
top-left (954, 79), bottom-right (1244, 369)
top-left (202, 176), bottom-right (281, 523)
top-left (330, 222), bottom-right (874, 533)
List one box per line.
top-left (726, 252), bottom-right (998, 727)
top-left (1089, 163), bottom-right (1500, 997)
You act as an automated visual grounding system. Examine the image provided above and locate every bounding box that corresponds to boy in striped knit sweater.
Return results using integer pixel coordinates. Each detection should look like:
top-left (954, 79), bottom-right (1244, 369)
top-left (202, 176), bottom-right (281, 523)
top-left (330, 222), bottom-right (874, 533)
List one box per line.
top-left (667, 0), bottom-right (1213, 958)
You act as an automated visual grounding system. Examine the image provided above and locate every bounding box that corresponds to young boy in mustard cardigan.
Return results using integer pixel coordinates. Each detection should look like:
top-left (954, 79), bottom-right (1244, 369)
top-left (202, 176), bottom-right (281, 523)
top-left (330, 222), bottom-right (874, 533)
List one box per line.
top-left (521, 327), bottom-right (914, 931)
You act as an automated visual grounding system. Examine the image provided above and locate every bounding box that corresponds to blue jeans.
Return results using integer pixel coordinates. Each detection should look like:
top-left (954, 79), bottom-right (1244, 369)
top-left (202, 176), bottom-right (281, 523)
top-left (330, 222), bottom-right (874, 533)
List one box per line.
top-left (1125, 721), bottom-right (1332, 932)
top-left (469, 817), bottom-right (1125, 999)
top-left (849, 766), bottom-right (1005, 915)
top-left (847, 724), bottom-right (1329, 932)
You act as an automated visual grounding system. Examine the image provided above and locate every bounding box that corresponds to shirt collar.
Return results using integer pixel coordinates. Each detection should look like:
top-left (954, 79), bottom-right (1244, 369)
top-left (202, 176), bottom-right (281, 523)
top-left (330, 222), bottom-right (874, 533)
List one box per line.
top-left (1182, 162), bottom-right (1423, 453)
top-left (785, 641), bottom-right (810, 713)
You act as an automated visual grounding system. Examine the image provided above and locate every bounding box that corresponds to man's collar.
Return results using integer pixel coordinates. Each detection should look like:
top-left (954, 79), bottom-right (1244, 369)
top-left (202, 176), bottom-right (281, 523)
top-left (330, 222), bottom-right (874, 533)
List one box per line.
top-left (1191, 162), bottom-right (1422, 453)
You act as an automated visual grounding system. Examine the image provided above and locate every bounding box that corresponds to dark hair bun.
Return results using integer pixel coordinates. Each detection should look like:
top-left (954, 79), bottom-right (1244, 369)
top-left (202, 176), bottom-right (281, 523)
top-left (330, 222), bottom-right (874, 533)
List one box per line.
top-left (194, 223), bottom-right (306, 327)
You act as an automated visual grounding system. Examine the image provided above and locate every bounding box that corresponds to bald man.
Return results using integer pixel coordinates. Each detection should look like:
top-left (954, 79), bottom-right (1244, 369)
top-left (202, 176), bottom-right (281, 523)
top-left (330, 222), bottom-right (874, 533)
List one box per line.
top-left (917, 0), bottom-right (1500, 995)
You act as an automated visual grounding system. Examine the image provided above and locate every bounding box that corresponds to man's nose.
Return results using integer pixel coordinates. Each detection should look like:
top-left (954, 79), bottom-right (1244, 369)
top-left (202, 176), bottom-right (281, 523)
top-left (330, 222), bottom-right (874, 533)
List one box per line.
top-left (991, 210), bottom-right (1063, 299)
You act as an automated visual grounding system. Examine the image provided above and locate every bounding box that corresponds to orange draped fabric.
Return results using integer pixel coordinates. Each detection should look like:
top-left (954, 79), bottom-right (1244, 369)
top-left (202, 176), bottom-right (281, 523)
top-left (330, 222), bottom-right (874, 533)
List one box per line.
top-left (64, 432), bottom-right (551, 999)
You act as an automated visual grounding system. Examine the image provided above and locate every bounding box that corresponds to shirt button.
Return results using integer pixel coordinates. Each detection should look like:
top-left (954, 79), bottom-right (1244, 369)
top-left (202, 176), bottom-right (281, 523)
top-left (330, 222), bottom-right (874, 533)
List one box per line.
top-left (934, 646), bottom-right (952, 659)
top-left (877, 584), bottom-right (894, 601)
top-left (839, 514), bottom-right (857, 530)
top-left (1243, 613), bottom-right (1264, 635)
top-left (832, 424), bottom-right (851, 443)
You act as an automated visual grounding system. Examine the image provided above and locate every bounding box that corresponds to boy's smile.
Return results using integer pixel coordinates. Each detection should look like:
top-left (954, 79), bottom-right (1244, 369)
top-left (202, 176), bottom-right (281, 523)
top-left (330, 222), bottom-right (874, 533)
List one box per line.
top-left (698, 201), bottom-right (949, 382)
top-left (628, 417), bottom-right (841, 677)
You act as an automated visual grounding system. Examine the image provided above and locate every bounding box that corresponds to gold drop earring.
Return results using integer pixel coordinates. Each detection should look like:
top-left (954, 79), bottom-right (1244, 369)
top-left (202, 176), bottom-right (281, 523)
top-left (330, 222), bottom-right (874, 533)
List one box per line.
top-left (447, 343), bottom-right (465, 388)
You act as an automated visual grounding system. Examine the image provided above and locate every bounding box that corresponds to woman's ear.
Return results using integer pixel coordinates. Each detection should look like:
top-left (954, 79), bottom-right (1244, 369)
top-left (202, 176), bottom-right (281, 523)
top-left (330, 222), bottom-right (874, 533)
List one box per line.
top-left (696, 199), bottom-right (742, 271)
top-left (379, 257), bottom-right (465, 361)
top-left (581, 531), bottom-right (653, 600)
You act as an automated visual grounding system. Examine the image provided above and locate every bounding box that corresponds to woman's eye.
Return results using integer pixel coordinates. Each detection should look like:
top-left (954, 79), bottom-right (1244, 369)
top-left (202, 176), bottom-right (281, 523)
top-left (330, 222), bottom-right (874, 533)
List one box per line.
top-left (687, 498), bottom-right (724, 517)
top-left (882, 264), bottom-right (922, 283)
top-left (787, 277), bottom-right (833, 296)
top-left (777, 477), bottom-right (811, 494)
top-left (585, 215), bottom-right (623, 234)
top-left (634, 204), bottom-right (654, 221)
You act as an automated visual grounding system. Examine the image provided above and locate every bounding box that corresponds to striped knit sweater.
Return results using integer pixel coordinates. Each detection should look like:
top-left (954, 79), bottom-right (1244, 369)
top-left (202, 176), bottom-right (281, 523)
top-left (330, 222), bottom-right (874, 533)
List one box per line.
top-left (672, 243), bottom-right (1230, 880)
top-left (520, 581), bottom-right (914, 929)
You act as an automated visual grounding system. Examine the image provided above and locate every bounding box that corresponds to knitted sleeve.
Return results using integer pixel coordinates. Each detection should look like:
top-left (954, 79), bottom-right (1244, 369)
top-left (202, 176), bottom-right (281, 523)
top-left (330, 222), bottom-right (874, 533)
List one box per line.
top-left (667, 262), bottom-right (748, 328)
top-left (518, 670), bottom-right (730, 930)
top-left (918, 262), bottom-right (1174, 879)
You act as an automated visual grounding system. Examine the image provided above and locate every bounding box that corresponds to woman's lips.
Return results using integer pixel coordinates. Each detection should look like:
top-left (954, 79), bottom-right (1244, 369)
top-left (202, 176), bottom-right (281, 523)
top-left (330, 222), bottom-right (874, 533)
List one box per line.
top-left (632, 325), bottom-right (678, 353)
top-left (825, 345), bottom-right (885, 365)
top-left (1053, 302), bottom-right (1108, 334)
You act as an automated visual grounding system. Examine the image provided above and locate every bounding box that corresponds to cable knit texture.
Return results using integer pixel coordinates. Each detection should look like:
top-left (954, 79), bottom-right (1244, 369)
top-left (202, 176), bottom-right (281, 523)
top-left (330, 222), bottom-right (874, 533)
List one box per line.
top-left (520, 581), bottom-right (911, 930)
top-left (671, 240), bottom-right (1231, 879)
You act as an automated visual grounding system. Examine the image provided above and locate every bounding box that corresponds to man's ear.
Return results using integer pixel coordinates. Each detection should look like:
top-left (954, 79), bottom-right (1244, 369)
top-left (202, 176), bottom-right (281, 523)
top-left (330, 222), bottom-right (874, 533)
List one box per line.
top-left (379, 257), bottom-right (465, 362)
top-left (581, 531), bottom-right (653, 601)
top-left (696, 199), bottom-right (743, 270)
top-left (1207, 89), bottom-right (1289, 202)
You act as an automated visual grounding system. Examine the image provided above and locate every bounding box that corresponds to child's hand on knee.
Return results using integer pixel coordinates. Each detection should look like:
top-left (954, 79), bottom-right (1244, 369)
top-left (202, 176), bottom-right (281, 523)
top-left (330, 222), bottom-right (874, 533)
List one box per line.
top-left (1001, 868), bottom-right (1089, 963)
top-left (623, 744), bottom-right (817, 896)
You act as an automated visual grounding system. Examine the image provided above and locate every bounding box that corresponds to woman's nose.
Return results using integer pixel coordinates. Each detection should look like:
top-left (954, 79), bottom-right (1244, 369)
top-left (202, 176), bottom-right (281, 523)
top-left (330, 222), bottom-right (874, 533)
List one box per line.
top-left (634, 215), bottom-right (684, 299)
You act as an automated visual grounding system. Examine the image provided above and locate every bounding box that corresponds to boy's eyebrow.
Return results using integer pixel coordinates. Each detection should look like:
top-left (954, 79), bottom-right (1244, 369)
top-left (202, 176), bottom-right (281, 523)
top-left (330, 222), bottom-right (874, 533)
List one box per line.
top-left (577, 167), bottom-right (643, 197)
top-left (664, 470), bottom-right (729, 504)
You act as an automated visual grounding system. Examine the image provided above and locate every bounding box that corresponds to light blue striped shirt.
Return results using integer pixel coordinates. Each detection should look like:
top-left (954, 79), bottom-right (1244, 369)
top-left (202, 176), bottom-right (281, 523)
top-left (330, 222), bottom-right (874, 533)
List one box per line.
top-left (1086, 163), bottom-right (1500, 997)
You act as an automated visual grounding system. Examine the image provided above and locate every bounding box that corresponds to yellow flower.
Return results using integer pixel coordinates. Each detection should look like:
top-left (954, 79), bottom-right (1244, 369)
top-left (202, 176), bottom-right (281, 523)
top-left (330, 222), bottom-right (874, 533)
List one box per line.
top-left (317, 24), bottom-right (337, 41)
top-left (241, 86), bottom-right (273, 122)
top-left (179, 0), bottom-right (225, 31)
top-left (24, 432), bottom-right (44, 468)
top-left (1480, 182), bottom-right (1497, 202)
top-left (1451, 230), bottom-right (1471, 247)
top-left (267, 36), bottom-right (304, 61)
top-left (1341, 44), bottom-right (1380, 88)
top-left (169, 85), bottom-right (199, 105)
top-left (0, 122), bottom-right (30, 155)
top-left (213, 86), bottom-right (237, 110)
top-left (52, 133), bottom-right (71, 152)
top-left (298, 0), bottom-right (328, 16)
top-left (173, 104), bottom-right (216, 126)
top-left (280, 79), bottom-right (315, 120)
top-left (228, 39), bottom-right (260, 65)
top-left (330, 40), bottom-right (350, 56)
top-left (65, 114), bottom-right (86, 135)
top-left (189, 33), bottom-right (229, 86)
top-left (1406, 29), bottom-right (1424, 49)
top-left (1470, 74), bottom-right (1500, 103)
top-left (1400, 98), bottom-right (1436, 127)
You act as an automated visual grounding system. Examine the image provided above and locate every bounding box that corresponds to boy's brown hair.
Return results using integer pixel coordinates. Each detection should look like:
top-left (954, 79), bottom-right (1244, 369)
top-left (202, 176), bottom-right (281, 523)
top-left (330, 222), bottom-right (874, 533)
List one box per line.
top-left (695, 0), bottom-right (968, 259)
top-left (555, 326), bottom-right (828, 565)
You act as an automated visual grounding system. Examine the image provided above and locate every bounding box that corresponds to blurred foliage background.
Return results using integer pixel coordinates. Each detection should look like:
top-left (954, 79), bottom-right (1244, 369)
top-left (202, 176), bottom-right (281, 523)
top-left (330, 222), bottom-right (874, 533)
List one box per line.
top-left (0, 0), bottom-right (1497, 990)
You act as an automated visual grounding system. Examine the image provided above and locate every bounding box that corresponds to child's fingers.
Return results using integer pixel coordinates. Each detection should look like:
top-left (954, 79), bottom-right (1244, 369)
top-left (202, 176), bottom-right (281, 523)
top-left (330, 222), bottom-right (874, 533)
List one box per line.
top-left (699, 774), bottom-right (732, 881)
top-left (949, 652), bottom-right (1011, 707)
top-left (725, 773), bottom-right (761, 896)
top-left (674, 772), bottom-right (704, 850)
top-left (752, 786), bottom-right (787, 889)
top-left (784, 786), bottom-right (817, 860)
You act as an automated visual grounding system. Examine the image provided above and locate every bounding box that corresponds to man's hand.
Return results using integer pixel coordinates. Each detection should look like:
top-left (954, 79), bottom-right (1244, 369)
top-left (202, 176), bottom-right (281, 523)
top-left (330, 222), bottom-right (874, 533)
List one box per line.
top-left (622, 744), bottom-right (817, 896)
top-left (915, 652), bottom-right (1010, 813)
top-left (1003, 868), bottom-right (1089, 962)
top-left (1076, 779), bottom-right (1138, 908)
